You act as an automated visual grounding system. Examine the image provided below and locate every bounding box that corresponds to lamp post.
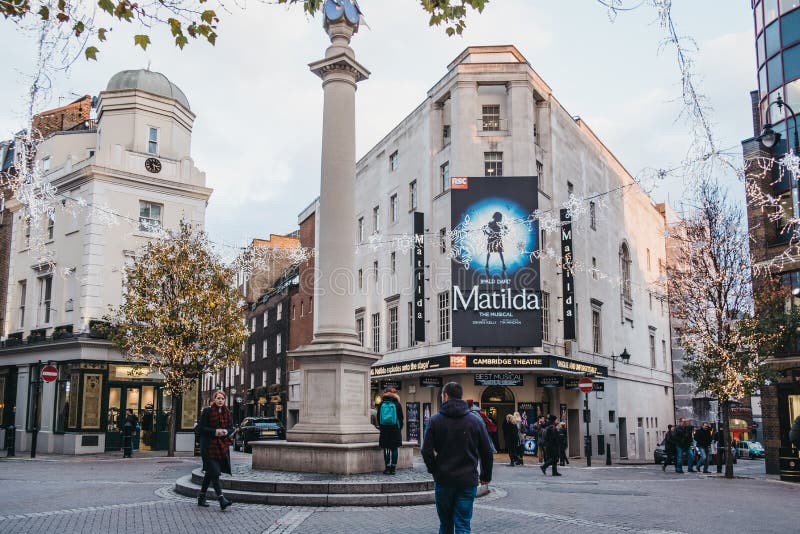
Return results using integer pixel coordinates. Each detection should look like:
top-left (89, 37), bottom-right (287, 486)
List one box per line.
top-left (610, 348), bottom-right (631, 370)
top-left (759, 94), bottom-right (799, 154)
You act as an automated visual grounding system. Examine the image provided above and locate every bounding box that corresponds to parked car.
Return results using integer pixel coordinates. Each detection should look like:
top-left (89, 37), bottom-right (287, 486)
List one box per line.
top-left (736, 440), bottom-right (765, 459)
top-left (233, 417), bottom-right (285, 453)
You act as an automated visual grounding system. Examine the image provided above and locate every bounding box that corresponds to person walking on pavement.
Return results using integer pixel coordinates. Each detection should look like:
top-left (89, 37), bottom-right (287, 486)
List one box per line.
top-left (513, 412), bottom-right (525, 465)
top-left (534, 416), bottom-right (546, 463)
top-left (661, 425), bottom-right (676, 471)
top-left (469, 402), bottom-right (496, 454)
top-left (557, 422), bottom-right (569, 466)
top-left (540, 415), bottom-right (562, 476)
top-left (197, 390), bottom-right (234, 511)
top-left (422, 382), bottom-right (493, 534)
top-left (694, 422), bottom-right (712, 473)
top-left (674, 418), bottom-right (694, 474)
top-left (713, 426), bottom-right (727, 473)
top-left (121, 408), bottom-right (138, 458)
top-left (502, 414), bottom-right (521, 466)
top-left (378, 387), bottom-right (404, 475)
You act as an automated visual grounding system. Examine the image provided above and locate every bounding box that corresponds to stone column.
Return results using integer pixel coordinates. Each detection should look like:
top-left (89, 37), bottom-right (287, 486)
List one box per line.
top-left (285, 18), bottom-right (380, 445)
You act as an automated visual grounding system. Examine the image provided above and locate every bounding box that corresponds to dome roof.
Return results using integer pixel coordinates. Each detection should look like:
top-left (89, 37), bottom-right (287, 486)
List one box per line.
top-left (106, 69), bottom-right (190, 110)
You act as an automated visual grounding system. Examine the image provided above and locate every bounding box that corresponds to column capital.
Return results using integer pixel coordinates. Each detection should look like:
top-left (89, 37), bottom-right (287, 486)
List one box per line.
top-left (309, 53), bottom-right (370, 83)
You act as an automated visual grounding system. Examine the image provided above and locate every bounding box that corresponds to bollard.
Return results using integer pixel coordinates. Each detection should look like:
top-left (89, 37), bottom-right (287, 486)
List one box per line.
top-left (606, 443), bottom-right (611, 465)
top-left (5, 424), bottom-right (15, 457)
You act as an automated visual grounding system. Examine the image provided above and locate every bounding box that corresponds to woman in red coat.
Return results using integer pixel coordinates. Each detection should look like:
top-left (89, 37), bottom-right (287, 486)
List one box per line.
top-left (197, 390), bottom-right (234, 510)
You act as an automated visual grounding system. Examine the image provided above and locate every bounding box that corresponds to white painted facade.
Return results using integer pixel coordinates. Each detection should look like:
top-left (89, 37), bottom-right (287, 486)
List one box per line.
top-left (355, 46), bottom-right (674, 460)
top-left (1, 70), bottom-right (211, 454)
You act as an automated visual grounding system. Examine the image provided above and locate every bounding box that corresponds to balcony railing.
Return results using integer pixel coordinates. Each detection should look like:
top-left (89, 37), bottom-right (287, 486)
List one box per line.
top-left (67, 119), bottom-right (98, 132)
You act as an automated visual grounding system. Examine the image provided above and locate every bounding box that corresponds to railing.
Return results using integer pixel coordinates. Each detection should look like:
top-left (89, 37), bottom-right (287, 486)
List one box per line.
top-left (67, 119), bottom-right (98, 132)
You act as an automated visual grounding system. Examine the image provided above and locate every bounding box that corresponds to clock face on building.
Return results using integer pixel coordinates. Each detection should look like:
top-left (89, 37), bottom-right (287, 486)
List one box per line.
top-left (144, 157), bottom-right (162, 173)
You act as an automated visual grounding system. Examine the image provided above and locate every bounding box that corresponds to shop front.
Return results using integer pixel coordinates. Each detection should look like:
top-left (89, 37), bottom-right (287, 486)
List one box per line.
top-left (371, 353), bottom-right (608, 456)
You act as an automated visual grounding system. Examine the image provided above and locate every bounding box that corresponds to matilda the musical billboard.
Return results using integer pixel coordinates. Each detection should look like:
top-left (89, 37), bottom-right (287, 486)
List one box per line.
top-left (450, 176), bottom-right (541, 347)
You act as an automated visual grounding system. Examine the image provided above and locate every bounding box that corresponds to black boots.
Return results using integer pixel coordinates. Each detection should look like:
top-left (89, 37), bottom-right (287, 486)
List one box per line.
top-left (197, 492), bottom-right (210, 507)
top-left (383, 465), bottom-right (396, 475)
top-left (218, 495), bottom-right (232, 511)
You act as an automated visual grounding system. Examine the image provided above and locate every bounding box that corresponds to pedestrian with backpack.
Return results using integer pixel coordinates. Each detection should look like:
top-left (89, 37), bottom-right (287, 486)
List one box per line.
top-left (378, 387), bottom-right (404, 475)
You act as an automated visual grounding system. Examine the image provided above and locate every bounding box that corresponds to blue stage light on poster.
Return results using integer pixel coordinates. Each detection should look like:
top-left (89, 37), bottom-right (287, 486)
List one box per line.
top-left (450, 176), bottom-right (542, 347)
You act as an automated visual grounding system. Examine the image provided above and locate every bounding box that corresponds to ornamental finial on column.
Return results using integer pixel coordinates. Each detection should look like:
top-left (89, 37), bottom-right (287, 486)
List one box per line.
top-left (323, 0), bottom-right (363, 32)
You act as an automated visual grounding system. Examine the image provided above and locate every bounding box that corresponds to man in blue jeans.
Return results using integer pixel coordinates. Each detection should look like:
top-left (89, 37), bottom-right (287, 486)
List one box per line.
top-left (674, 418), bottom-right (695, 473)
top-left (422, 382), bottom-right (493, 533)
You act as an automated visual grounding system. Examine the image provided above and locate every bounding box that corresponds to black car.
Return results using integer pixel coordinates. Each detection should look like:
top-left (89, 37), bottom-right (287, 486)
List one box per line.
top-left (233, 417), bottom-right (286, 453)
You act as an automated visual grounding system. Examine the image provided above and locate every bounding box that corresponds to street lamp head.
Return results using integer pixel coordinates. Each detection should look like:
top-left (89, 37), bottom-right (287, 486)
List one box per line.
top-left (759, 123), bottom-right (780, 149)
top-left (620, 348), bottom-right (631, 363)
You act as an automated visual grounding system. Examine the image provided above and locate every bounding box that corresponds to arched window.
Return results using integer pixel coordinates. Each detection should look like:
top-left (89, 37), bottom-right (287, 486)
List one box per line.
top-left (620, 242), bottom-right (632, 302)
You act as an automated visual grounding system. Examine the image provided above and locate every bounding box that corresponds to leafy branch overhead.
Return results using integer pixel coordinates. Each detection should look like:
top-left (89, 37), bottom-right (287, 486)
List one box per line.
top-left (1, 0), bottom-right (488, 60)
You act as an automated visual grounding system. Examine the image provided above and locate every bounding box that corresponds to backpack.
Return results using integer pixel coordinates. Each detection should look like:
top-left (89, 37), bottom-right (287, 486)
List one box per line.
top-left (379, 400), bottom-right (399, 427)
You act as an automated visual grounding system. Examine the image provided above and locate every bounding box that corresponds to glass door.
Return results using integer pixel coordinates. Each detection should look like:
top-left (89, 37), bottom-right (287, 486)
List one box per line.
top-left (139, 386), bottom-right (156, 451)
top-left (105, 386), bottom-right (122, 451)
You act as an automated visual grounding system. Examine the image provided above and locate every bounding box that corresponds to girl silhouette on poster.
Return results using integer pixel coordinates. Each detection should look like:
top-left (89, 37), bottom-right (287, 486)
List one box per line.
top-left (483, 211), bottom-right (508, 275)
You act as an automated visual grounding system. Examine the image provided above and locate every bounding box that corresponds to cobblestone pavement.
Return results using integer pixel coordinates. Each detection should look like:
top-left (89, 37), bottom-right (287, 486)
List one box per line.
top-left (0, 451), bottom-right (797, 533)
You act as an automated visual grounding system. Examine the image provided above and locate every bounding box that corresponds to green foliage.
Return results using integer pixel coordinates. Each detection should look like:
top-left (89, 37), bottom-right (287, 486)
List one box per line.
top-left (106, 221), bottom-right (248, 397)
top-left (2, 0), bottom-right (486, 62)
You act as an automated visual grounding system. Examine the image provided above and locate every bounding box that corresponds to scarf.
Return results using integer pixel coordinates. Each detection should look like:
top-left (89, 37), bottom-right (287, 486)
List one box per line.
top-left (207, 405), bottom-right (232, 460)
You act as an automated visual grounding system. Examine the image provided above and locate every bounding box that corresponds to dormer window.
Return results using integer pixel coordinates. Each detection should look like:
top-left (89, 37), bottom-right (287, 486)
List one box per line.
top-left (148, 127), bottom-right (158, 155)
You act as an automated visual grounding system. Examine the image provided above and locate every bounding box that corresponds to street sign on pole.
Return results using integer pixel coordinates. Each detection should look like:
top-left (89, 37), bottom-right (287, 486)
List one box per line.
top-left (41, 365), bottom-right (58, 383)
top-left (578, 377), bottom-right (593, 393)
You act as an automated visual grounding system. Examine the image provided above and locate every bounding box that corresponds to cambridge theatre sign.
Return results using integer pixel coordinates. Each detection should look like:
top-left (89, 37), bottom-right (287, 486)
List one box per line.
top-left (370, 354), bottom-right (608, 379)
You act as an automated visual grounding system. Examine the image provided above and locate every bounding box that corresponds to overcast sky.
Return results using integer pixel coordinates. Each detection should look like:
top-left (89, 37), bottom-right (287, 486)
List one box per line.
top-left (0, 1), bottom-right (755, 249)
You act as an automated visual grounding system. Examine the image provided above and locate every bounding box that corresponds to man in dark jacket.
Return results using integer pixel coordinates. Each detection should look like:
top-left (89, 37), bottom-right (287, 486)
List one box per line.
top-left (661, 425), bottom-right (676, 471)
top-left (539, 415), bottom-right (561, 476)
top-left (422, 382), bottom-right (493, 534)
top-left (674, 418), bottom-right (695, 473)
top-left (694, 422), bottom-right (712, 473)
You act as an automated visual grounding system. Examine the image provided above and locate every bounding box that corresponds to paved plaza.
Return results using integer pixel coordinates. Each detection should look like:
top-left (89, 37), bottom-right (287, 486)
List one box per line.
top-left (0, 451), bottom-right (796, 533)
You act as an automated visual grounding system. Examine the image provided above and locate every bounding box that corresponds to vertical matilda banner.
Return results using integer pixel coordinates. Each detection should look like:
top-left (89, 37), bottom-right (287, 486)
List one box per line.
top-left (450, 176), bottom-right (541, 347)
top-left (413, 212), bottom-right (426, 342)
top-left (560, 209), bottom-right (576, 340)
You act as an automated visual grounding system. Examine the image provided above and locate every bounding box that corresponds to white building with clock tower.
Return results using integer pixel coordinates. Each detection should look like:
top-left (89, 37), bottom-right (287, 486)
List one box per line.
top-left (0, 69), bottom-right (212, 455)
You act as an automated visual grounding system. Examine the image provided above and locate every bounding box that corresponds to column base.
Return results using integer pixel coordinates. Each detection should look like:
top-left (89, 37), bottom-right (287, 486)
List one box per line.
top-left (251, 440), bottom-right (416, 475)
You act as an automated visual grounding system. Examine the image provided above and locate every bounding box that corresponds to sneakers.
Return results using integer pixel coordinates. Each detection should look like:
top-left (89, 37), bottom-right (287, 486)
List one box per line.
top-left (218, 495), bottom-right (232, 511)
top-left (389, 466), bottom-right (396, 475)
top-left (197, 492), bottom-right (210, 507)
top-left (383, 466), bottom-right (392, 475)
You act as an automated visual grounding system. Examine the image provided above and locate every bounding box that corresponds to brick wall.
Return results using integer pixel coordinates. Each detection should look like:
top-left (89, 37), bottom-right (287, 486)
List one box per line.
top-left (289, 211), bottom-right (315, 356)
top-left (32, 96), bottom-right (92, 138)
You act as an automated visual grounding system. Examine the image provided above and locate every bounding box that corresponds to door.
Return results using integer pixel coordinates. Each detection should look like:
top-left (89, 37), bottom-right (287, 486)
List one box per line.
top-left (619, 417), bottom-right (629, 459)
top-left (105, 386), bottom-right (123, 451)
top-left (568, 409), bottom-right (580, 457)
top-left (481, 386), bottom-right (515, 451)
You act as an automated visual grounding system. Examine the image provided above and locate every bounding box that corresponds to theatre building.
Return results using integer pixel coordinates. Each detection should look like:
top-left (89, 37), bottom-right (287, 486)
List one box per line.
top-left (357, 46), bottom-right (675, 461)
top-left (0, 70), bottom-right (211, 454)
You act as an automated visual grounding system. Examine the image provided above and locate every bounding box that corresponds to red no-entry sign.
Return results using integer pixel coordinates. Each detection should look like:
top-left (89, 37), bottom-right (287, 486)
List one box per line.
top-left (41, 365), bottom-right (58, 383)
top-left (578, 377), bottom-right (593, 393)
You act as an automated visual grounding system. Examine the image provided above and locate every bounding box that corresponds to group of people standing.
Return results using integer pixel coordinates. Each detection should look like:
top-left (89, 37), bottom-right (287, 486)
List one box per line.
top-left (659, 418), bottom-right (717, 474)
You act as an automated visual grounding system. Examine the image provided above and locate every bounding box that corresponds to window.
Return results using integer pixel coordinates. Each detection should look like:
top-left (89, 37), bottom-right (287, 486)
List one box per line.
top-left (409, 180), bottom-right (417, 210)
top-left (482, 105), bottom-right (500, 131)
top-left (440, 161), bottom-right (450, 192)
top-left (540, 228), bottom-right (547, 251)
top-left (41, 156), bottom-right (51, 172)
top-left (536, 160), bottom-right (544, 188)
top-left (592, 257), bottom-right (598, 280)
top-left (277, 303), bottom-right (282, 321)
top-left (442, 125), bottom-right (451, 145)
top-left (389, 150), bottom-right (399, 171)
top-left (373, 206), bottom-right (380, 234)
top-left (390, 194), bottom-right (398, 223)
top-left (18, 280), bottom-right (26, 328)
top-left (38, 275), bottom-right (53, 324)
top-left (276, 333), bottom-right (282, 354)
top-left (408, 301), bottom-right (414, 347)
top-left (649, 328), bottom-right (657, 368)
top-left (356, 316), bottom-right (365, 346)
top-left (139, 201), bottom-right (162, 232)
top-left (263, 310), bottom-right (269, 327)
top-left (646, 248), bottom-right (651, 271)
top-left (390, 252), bottom-right (396, 273)
top-left (591, 306), bottom-right (602, 354)
top-left (388, 306), bottom-right (398, 351)
top-left (438, 291), bottom-right (451, 341)
top-left (567, 181), bottom-right (574, 195)
top-left (373, 260), bottom-right (379, 279)
top-left (589, 202), bottom-right (596, 230)
top-left (439, 228), bottom-right (447, 254)
top-left (484, 152), bottom-right (503, 177)
top-left (662, 339), bottom-right (668, 368)
top-left (609, 411), bottom-right (615, 423)
top-left (250, 317), bottom-right (255, 332)
top-left (54, 370), bottom-right (70, 432)
top-left (275, 367), bottom-right (281, 385)
top-left (148, 127), bottom-right (158, 154)
top-left (250, 373), bottom-right (254, 389)
top-left (263, 339), bottom-right (268, 359)
top-left (620, 243), bottom-right (632, 302)
top-left (250, 344), bottom-right (255, 362)
top-left (300, 301), bottom-right (304, 317)
top-left (262, 370), bottom-right (267, 386)
top-left (541, 290), bottom-right (550, 342)
top-left (357, 217), bottom-right (364, 243)
top-left (23, 217), bottom-right (30, 247)
top-left (372, 313), bottom-right (381, 353)
top-left (358, 269), bottom-right (363, 290)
